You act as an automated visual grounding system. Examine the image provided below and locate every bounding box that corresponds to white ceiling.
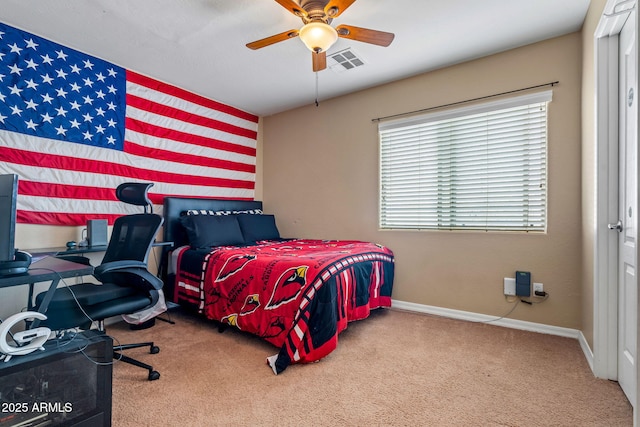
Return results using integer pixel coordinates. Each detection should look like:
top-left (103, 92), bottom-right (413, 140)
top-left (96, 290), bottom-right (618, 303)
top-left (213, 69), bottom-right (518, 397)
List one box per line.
top-left (1, 0), bottom-right (590, 117)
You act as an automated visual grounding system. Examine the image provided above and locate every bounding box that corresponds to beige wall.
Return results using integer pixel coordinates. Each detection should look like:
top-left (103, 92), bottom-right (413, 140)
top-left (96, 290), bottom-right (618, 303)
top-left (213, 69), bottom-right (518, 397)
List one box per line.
top-left (580, 0), bottom-right (608, 350)
top-left (263, 33), bottom-right (584, 329)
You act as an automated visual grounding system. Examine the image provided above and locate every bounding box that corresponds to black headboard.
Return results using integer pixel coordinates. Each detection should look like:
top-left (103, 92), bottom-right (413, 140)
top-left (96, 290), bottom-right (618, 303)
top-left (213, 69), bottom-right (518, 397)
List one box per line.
top-left (162, 197), bottom-right (264, 248)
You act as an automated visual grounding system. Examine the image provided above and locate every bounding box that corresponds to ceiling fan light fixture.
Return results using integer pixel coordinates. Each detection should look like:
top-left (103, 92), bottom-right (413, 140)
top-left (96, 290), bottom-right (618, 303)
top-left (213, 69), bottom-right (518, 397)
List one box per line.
top-left (298, 22), bottom-right (338, 53)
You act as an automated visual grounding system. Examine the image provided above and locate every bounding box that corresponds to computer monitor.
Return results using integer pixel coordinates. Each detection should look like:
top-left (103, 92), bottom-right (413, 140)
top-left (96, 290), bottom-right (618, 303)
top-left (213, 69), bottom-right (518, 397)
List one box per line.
top-left (0, 174), bottom-right (18, 263)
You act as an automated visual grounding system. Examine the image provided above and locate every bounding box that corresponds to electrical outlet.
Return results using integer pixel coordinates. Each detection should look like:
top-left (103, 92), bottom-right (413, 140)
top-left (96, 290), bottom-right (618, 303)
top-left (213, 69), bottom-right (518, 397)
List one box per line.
top-left (504, 278), bottom-right (516, 296)
top-left (533, 282), bottom-right (544, 294)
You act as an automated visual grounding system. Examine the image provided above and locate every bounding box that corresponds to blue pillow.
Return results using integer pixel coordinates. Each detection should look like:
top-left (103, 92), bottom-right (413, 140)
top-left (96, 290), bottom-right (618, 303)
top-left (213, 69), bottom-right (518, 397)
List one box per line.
top-left (179, 214), bottom-right (244, 248)
top-left (236, 214), bottom-right (280, 242)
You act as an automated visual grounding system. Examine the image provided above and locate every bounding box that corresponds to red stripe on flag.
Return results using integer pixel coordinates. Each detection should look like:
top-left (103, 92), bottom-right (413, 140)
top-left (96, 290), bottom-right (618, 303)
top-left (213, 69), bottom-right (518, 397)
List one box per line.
top-left (19, 181), bottom-right (117, 201)
top-left (18, 210), bottom-right (122, 226)
top-left (124, 140), bottom-right (255, 174)
top-left (125, 117), bottom-right (256, 157)
top-left (1, 146), bottom-right (255, 189)
top-left (127, 71), bottom-right (259, 124)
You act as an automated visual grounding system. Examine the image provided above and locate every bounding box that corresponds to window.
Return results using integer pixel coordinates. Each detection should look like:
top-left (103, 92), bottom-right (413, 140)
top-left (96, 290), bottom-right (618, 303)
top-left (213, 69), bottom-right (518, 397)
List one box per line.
top-left (379, 90), bottom-right (551, 232)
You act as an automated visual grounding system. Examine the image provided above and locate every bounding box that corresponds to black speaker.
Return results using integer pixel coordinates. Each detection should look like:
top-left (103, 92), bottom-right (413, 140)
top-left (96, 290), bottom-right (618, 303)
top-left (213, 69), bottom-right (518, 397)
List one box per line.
top-left (0, 250), bottom-right (32, 277)
top-left (87, 219), bottom-right (108, 247)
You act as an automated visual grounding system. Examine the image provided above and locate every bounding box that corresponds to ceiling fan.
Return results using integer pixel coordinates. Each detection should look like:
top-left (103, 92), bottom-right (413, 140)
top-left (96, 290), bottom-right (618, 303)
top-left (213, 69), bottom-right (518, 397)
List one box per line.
top-left (246, 0), bottom-right (395, 72)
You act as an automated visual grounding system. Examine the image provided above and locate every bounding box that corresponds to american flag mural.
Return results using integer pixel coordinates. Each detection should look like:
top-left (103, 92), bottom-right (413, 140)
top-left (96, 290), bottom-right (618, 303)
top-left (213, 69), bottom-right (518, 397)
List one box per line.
top-left (0, 22), bottom-right (258, 226)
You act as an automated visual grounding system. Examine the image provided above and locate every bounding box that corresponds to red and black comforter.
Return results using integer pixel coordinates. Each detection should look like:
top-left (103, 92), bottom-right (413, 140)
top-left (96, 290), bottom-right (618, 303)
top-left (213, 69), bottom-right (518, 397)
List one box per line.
top-left (173, 239), bottom-right (394, 374)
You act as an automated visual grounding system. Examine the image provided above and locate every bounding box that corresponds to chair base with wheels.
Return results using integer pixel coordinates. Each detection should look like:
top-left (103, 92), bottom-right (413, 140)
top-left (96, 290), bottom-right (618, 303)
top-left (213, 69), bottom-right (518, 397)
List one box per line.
top-left (103, 321), bottom-right (161, 381)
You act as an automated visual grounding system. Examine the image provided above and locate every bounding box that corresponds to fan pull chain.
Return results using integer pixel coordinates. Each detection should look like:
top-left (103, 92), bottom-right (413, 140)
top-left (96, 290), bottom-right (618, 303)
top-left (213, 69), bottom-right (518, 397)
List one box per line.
top-left (315, 72), bottom-right (319, 107)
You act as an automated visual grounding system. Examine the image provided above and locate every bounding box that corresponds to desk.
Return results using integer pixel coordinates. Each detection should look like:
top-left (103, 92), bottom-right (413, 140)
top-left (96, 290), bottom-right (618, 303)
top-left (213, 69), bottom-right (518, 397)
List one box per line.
top-left (31, 245), bottom-right (108, 257)
top-left (0, 256), bottom-right (94, 328)
top-left (34, 242), bottom-right (171, 257)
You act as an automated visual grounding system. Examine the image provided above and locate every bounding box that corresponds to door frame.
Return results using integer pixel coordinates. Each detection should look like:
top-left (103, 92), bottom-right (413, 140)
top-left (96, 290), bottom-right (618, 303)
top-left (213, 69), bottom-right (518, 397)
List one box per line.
top-left (593, 0), bottom-right (638, 406)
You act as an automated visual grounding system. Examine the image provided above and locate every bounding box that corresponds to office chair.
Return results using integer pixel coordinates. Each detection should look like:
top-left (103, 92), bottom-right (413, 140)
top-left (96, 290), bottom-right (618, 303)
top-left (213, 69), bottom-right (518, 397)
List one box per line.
top-left (35, 182), bottom-right (164, 380)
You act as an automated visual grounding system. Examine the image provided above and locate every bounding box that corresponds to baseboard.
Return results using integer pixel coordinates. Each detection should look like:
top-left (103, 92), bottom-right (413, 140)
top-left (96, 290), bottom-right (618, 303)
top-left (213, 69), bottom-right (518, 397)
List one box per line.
top-left (577, 330), bottom-right (595, 372)
top-left (391, 299), bottom-right (594, 370)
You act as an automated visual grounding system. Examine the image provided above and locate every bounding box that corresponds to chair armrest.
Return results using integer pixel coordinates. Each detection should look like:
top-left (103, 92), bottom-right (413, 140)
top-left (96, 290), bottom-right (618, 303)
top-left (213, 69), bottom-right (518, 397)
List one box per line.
top-left (94, 260), bottom-right (164, 291)
top-left (95, 260), bottom-right (147, 274)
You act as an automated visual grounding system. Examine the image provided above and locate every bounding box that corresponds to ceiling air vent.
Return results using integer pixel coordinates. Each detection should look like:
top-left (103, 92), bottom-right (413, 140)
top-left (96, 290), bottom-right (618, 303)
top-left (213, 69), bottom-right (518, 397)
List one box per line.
top-left (327, 48), bottom-right (365, 73)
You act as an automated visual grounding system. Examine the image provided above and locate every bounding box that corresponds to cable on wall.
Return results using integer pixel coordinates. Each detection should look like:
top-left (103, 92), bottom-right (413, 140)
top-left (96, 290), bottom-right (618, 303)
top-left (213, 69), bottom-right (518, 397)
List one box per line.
top-left (371, 81), bottom-right (559, 123)
top-left (315, 71), bottom-right (320, 107)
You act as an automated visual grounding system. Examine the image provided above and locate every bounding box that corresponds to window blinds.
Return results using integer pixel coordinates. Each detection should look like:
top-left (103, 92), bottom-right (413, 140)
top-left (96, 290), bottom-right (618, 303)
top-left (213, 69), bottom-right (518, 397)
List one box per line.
top-left (379, 90), bottom-right (551, 232)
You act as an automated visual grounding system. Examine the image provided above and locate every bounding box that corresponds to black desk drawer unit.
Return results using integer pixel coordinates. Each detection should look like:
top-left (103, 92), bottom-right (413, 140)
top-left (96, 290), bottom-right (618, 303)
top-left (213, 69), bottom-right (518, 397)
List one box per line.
top-left (0, 330), bottom-right (112, 426)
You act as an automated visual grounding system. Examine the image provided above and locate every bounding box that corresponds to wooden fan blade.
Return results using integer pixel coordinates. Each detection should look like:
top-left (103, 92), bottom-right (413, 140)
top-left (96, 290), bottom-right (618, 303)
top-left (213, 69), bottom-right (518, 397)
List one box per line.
top-left (336, 24), bottom-right (395, 47)
top-left (312, 51), bottom-right (327, 72)
top-left (274, 0), bottom-right (308, 18)
top-left (324, 0), bottom-right (357, 18)
top-left (246, 29), bottom-right (299, 50)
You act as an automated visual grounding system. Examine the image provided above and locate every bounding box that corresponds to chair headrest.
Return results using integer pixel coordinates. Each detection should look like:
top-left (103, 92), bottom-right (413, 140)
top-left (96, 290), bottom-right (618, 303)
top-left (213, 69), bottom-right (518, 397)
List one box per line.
top-left (116, 182), bottom-right (154, 211)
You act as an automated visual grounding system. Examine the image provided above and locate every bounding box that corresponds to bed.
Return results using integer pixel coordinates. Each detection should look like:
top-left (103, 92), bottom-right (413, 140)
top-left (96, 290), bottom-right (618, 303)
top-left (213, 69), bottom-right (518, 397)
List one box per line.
top-left (162, 197), bottom-right (394, 374)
